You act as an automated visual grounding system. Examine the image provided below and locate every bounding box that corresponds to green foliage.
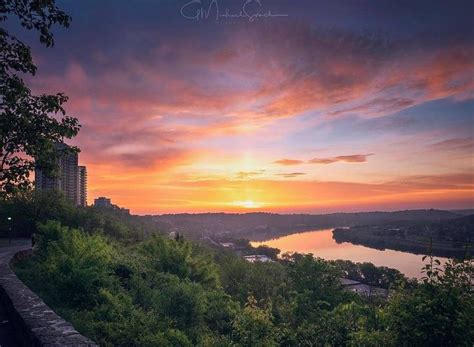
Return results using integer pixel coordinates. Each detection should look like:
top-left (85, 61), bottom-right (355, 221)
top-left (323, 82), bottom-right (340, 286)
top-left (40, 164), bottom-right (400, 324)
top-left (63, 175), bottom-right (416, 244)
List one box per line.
top-left (13, 214), bottom-right (474, 346)
top-left (0, 0), bottom-right (80, 197)
top-left (382, 257), bottom-right (474, 346)
top-left (285, 253), bottom-right (347, 309)
top-left (349, 329), bottom-right (395, 347)
top-left (23, 221), bottom-right (115, 309)
top-left (15, 221), bottom-right (238, 345)
top-left (333, 259), bottom-right (409, 289)
top-left (218, 252), bottom-right (288, 305)
top-left (232, 296), bottom-right (277, 347)
top-left (0, 190), bottom-right (159, 239)
top-left (70, 289), bottom-right (164, 347)
top-left (140, 235), bottom-right (219, 288)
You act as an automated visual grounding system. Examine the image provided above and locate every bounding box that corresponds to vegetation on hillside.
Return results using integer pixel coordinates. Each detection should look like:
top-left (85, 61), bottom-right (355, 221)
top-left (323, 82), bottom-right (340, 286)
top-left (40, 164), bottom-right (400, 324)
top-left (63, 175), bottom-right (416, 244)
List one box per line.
top-left (333, 216), bottom-right (473, 258)
top-left (0, 190), bottom-right (163, 240)
top-left (156, 210), bottom-right (461, 241)
top-left (12, 197), bottom-right (474, 346)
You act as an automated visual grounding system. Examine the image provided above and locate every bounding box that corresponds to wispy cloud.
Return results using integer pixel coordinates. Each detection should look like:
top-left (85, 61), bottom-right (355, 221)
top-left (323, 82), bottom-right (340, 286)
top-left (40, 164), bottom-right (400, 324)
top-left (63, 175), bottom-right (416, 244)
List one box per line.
top-left (273, 159), bottom-right (304, 166)
top-left (235, 170), bottom-right (266, 179)
top-left (274, 172), bottom-right (306, 178)
top-left (309, 154), bottom-right (373, 164)
top-left (274, 154), bottom-right (373, 166)
top-left (429, 137), bottom-right (474, 152)
top-left (31, 20), bottom-right (474, 152)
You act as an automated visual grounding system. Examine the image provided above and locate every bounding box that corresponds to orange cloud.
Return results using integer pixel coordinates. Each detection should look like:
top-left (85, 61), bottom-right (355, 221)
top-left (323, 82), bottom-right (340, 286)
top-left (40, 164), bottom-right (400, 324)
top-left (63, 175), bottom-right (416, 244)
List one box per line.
top-left (273, 159), bottom-right (304, 166)
top-left (235, 170), bottom-right (266, 179)
top-left (274, 172), bottom-right (306, 178)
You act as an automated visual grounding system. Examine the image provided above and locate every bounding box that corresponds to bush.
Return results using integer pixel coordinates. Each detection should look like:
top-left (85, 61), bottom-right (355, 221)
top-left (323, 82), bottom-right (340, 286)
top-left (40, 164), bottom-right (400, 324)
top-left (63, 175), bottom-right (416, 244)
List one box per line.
top-left (140, 234), bottom-right (219, 288)
top-left (20, 221), bottom-right (115, 309)
top-left (16, 221), bottom-right (241, 344)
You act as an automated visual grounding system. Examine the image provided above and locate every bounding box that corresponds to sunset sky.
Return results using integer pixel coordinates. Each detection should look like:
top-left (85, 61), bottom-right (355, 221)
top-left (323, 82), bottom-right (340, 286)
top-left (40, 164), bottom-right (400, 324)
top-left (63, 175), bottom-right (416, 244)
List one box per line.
top-left (8, 0), bottom-right (474, 214)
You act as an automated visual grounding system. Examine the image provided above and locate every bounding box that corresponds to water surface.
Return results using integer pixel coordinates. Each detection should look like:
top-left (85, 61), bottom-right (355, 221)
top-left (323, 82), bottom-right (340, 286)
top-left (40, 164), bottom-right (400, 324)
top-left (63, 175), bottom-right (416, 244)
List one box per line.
top-left (251, 229), bottom-right (448, 278)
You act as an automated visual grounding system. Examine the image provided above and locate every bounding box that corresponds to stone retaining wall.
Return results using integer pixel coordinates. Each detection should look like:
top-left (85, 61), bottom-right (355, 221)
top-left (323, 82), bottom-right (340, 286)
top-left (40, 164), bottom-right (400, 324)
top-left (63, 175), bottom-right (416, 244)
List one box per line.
top-left (0, 244), bottom-right (97, 346)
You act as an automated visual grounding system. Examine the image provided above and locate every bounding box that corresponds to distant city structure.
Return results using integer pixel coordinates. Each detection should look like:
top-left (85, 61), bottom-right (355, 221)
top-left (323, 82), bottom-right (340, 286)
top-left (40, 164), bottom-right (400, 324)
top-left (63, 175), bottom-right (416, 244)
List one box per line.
top-left (94, 196), bottom-right (130, 214)
top-left (243, 255), bottom-right (273, 263)
top-left (340, 278), bottom-right (389, 298)
top-left (35, 143), bottom-right (88, 207)
top-left (93, 197), bottom-right (112, 208)
top-left (78, 166), bottom-right (87, 207)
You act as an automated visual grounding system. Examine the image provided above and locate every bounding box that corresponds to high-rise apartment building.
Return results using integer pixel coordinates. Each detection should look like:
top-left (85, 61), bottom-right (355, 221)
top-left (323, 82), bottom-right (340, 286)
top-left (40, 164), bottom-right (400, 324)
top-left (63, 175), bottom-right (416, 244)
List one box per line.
top-left (78, 166), bottom-right (87, 207)
top-left (35, 143), bottom-right (87, 207)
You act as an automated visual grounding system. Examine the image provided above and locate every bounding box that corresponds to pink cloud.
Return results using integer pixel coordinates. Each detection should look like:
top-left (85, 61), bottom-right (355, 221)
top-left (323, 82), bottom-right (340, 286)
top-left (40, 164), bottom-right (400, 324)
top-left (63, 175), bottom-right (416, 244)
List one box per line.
top-left (275, 154), bottom-right (373, 166)
top-left (309, 154), bottom-right (373, 164)
top-left (429, 137), bottom-right (474, 152)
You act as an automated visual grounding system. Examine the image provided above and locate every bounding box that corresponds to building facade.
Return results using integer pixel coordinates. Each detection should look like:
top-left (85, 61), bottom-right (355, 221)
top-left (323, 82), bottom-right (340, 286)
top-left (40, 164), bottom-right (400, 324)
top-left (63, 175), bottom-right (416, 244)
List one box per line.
top-left (94, 197), bottom-right (112, 208)
top-left (35, 143), bottom-right (87, 207)
top-left (78, 166), bottom-right (87, 207)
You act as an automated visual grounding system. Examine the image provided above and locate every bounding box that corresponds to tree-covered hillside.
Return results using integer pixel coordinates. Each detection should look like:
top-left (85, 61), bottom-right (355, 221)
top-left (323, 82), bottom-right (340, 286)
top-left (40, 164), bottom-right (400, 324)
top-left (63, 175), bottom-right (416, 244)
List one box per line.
top-left (333, 215), bottom-right (473, 258)
top-left (11, 198), bottom-right (474, 346)
top-left (155, 210), bottom-right (461, 241)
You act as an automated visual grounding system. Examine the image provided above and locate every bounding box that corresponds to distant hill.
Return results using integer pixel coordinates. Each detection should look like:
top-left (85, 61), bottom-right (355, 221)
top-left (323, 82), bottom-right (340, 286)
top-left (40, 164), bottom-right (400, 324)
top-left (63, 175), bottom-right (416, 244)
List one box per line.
top-left (153, 209), bottom-right (461, 241)
top-left (333, 214), bottom-right (473, 258)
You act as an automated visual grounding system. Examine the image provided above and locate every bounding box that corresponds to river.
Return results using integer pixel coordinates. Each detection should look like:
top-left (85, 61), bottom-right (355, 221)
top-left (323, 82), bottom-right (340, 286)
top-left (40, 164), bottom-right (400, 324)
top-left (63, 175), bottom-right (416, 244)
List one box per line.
top-left (251, 228), bottom-right (448, 279)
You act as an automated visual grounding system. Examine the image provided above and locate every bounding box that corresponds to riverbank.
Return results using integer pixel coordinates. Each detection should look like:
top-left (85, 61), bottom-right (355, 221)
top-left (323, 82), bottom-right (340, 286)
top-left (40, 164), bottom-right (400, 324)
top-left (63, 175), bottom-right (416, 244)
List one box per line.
top-left (332, 228), bottom-right (470, 259)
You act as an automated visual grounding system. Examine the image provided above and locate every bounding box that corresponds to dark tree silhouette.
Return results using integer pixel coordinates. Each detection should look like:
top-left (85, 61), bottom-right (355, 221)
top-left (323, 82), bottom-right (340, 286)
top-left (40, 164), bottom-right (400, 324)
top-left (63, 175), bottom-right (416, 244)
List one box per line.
top-left (0, 0), bottom-right (80, 198)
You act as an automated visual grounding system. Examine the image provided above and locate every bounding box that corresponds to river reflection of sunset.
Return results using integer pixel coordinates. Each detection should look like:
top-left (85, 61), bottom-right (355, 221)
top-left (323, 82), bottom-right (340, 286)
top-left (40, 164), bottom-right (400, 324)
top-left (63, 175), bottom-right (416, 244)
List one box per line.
top-left (251, 229), bottom-right (448, 279)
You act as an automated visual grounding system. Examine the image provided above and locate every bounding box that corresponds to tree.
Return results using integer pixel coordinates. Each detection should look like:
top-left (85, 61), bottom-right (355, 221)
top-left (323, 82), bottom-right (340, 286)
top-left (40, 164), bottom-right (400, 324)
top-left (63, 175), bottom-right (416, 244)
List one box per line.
top-left (33, 221), bottom-right (115, 309)
top-left (375, 258), bottom-right (474, 346)
top-left (284, 253), bottom-right (345, 308)
top-left (140, 234), bottom-right (220, 288)
top-left (232, 296), bottom-right (277, 346)
top-left (0, 0), bottom-right (80, 198)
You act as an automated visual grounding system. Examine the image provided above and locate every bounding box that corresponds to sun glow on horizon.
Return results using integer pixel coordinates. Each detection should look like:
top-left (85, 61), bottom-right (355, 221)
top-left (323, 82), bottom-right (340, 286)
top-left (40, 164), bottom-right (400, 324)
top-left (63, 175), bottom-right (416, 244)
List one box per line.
top-left (232, 200), bottom-right (263, 209)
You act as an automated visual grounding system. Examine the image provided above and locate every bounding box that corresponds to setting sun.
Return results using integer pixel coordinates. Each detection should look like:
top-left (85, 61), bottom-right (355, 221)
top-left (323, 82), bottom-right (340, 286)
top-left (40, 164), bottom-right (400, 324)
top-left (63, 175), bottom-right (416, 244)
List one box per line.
top-left (233, 200), bottom-right (262, 209)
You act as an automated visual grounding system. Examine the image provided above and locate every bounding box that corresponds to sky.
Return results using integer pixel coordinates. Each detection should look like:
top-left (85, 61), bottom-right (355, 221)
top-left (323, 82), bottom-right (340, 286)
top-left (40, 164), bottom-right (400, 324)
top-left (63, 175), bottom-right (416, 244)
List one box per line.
top-left (7, 0), bottom-right (474, 214)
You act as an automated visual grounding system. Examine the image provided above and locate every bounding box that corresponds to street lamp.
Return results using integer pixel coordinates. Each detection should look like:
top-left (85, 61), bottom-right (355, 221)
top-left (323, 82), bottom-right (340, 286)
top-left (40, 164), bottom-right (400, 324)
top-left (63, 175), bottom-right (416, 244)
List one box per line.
top-left (7, 217), bottom-right (12, 245)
